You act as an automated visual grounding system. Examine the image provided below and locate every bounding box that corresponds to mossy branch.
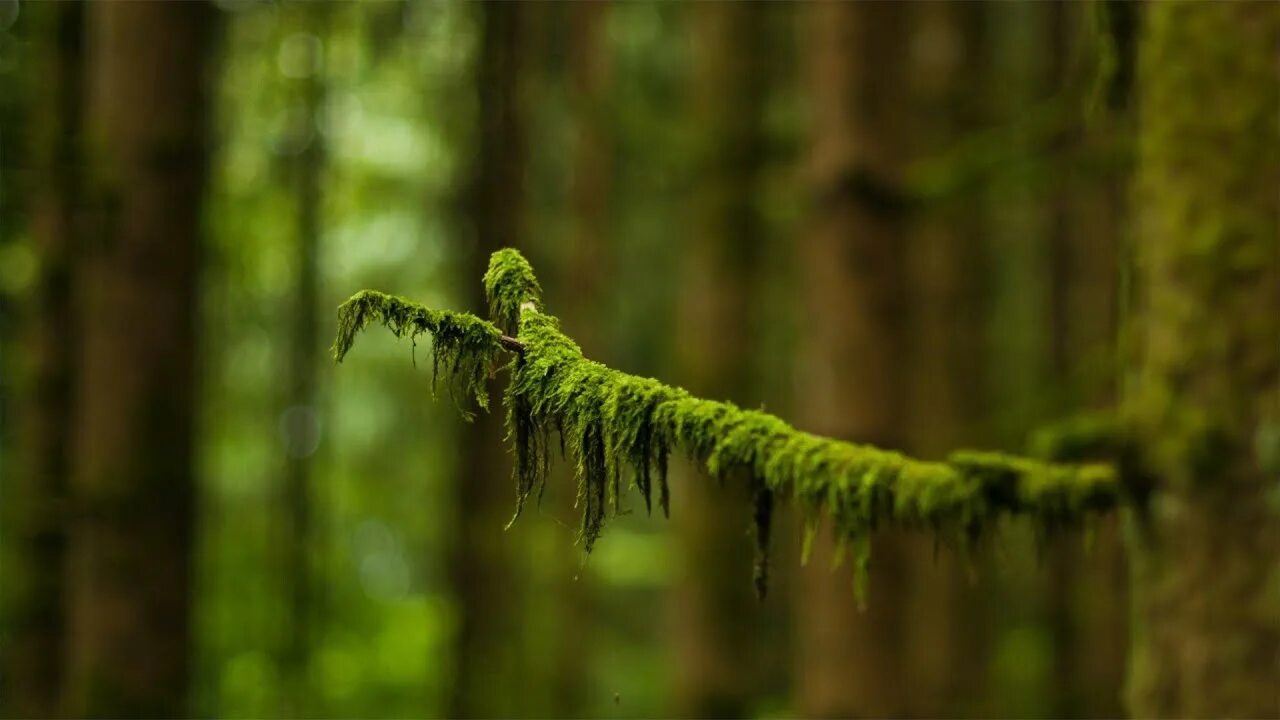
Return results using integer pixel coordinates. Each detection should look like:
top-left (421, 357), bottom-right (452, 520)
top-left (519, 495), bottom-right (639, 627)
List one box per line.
top-left (332, 289), bottom-right (509, 420)
top-left (334, 249), bottom-right (1125, 597)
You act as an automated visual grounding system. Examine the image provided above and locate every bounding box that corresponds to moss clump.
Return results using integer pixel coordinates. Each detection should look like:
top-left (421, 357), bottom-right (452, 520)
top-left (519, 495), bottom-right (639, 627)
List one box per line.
top-left (336, 249), bottom-right (1125, 595)
top-left (333, 289), bottom-right (505, 420)
top-left (1030, 412), bottom-right (1128, 465)
top-left (483, 248), bottom-right (543, 335)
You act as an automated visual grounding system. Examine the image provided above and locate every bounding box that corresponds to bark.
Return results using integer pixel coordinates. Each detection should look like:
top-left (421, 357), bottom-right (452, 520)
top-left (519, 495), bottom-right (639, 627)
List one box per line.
top-left (1042, 3), bottom-right (1128, 716)
top-left (900, 2), bottom-right (990, 714)
top-left (5, 2), bottom-right (84, 715)
top-left (64, 2), bottom-right (213, 716)
top-left (563, 0), bottom-right (612, 359)
top-left (1126, 4), bottom-right (1280, 717)
top-left (797, 2), bottom-right (912, 716)
top-left (671, 3), bottom-right (770, 717)
top-left (447, 3), bottom-right (527, 716)
top-left (548, 2), bottom-right (612, 713)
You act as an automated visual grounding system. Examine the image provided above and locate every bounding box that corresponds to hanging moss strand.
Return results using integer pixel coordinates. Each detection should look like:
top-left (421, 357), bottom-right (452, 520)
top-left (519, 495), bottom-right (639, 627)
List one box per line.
top-left (332, 289), bottom-right (505, 420)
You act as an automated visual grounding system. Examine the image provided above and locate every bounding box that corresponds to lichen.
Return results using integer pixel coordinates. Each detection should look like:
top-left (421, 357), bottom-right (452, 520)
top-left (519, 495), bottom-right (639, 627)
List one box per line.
top-left (335, 249), bottom-right (1126, 595)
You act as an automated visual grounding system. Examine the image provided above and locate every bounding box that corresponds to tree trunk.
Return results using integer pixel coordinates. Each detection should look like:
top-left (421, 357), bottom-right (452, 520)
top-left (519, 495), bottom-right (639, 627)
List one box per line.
top-left (1126, 4), bottom-right (1280, 717)
top-left (796, 2), bottom-right (912, 716)
top-left (671, 3), bottom-right (770, 717)
top-left (900, 3), bottom-right (991, 714)
top-left (5, 2), bottom-right (84, 715)
top-left (563, 0), bottom-right (612, 363)
top-left (279, 5), bottom-right (328, 715)
top-left (1042, 3), bottom-right (1128, 716)
top-left (447, 3), bottom-right (527, 716)
top-left (64, 2), bottom-right (213, 716)
top-left (548, 2), bottom-right (612, 713)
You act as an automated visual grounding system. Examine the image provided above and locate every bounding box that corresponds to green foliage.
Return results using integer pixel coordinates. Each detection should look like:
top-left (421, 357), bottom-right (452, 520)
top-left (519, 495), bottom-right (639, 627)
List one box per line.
top-left (336, 249), bottom-right (1124, 594)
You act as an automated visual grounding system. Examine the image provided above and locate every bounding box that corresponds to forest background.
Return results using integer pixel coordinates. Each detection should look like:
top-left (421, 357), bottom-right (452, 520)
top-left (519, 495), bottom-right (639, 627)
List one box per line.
top-left (0, 1), bottom-right (1275, 718)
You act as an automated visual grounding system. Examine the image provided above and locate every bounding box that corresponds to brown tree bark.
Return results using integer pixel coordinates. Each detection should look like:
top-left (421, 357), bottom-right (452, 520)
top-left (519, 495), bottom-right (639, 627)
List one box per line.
top-left (900, 3), bottom-right (991, 715)
top-left (1125, 4), bottom-right (1280, 717)
top-left (563, 0), bottom-right (612, 359)
top-left (670, 3), bottom-right (771, 717)
top-left (796, 3), bottom-right (912, 716)
top-left (63, 2), bottom-right (213, 716)
top-left (5, 2), bottom-right (84, 715)
top-left (546, 2), bottom-right (612, 713)
top-left (447, 3), bottom-right (527, 716)
top-left (1041, 3), bottom-right (1128, 716)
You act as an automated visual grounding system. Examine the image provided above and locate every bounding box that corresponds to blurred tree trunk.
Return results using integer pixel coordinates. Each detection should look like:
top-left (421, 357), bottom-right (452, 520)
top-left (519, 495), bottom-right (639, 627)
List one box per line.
top-left (796, 3), bottom-right (912, 716)
top-left (4, 2), bottom-right (84, 715)
top-left (447, 3), bottom-right (527, 716)
top-left (563, 0), bottom-right (612, 359)
top-left (279, 4), bottom-right (328, 715)
top-left (1125, 4), bottom-right (1280, 716)
top-left (1042, 7), bottom-right (1084, 712)
top-left (900, 3), bottom-right (990, 715)
top-left (1041, 3), bottom-right (1128, 716)
top-left (547, 1), bottom-right (612, 713)
top-left (1062, 50), bottom-right (1132, 720)
top-left (671, 3), bottom-right (770, 717)
top-left (63, 2), bottom-right (213, 716)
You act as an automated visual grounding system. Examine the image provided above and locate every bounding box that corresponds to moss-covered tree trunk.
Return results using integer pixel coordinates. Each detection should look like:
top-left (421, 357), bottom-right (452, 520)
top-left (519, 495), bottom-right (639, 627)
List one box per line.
top-left (64, 2), bottom-right (212, 715)
top-left (671, 3), bottom-right (771, 716)
top-left (5, 2), bottom-right (84, 715)
top-left (796, 2), bottom-right (912, 716)
top-left (1125, 4), bottom-right (1280, 716)
top-left (447, 3), bottom-right (527, 716)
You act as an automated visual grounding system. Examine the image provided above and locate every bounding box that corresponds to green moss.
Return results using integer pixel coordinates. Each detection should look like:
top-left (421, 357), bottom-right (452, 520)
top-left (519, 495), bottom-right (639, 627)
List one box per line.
top-left (332, 289), bottom-right (505, 420)
top-left (336, 249), bottom-right (1125, 594)
top-left (483, 248), bottom-right (543, 335)
top-left (1030, 412), bottom-right (1128, 464)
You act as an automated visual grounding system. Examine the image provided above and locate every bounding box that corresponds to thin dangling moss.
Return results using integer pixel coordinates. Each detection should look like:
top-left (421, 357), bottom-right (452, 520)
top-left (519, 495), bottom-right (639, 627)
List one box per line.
top-left (336, 248), bottom-right (1126, 596)
top-left (332, 289), bottom-right (505, 420)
